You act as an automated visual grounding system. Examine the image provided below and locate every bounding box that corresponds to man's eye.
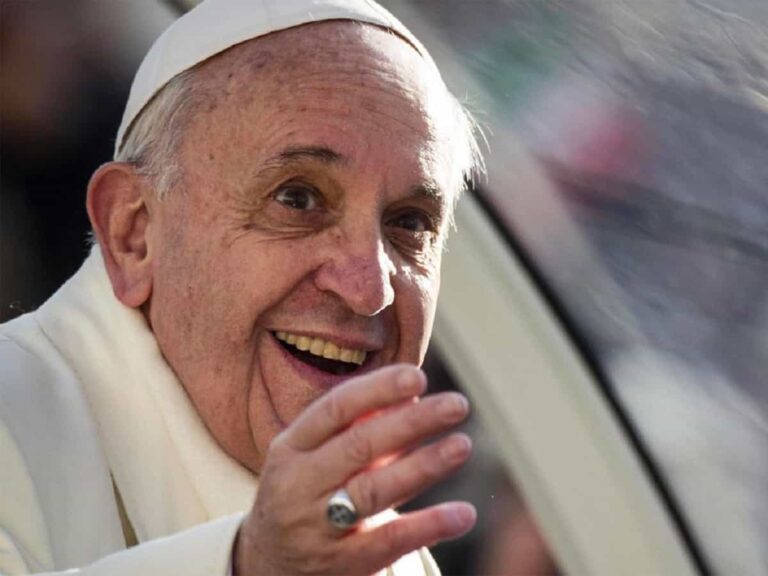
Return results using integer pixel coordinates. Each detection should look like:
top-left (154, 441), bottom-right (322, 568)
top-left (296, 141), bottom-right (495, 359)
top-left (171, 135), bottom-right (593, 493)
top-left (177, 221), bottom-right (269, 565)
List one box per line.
top-left (388, 211), bottom-right (433, 233)
top-left (274, 185), bottom-right (320, 210)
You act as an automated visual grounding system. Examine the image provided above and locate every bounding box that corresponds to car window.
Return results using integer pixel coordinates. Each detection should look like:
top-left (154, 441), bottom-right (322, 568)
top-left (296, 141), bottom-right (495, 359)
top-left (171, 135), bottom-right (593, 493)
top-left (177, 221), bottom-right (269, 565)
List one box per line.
top-left (379, 0), bottom-right (768, 574)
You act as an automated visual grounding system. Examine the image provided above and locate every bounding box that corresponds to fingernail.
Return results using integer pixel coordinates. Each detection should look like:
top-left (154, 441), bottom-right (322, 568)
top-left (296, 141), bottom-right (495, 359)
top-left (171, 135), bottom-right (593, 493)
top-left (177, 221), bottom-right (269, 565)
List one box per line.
top-left (397, 368), bottom-right (426, 395)
top-left (438, 393), bottom-right (468, 419)
top-left (444, 503), bottom-right (477, 533)
top-left (440, 434), bottom-right (472, 462)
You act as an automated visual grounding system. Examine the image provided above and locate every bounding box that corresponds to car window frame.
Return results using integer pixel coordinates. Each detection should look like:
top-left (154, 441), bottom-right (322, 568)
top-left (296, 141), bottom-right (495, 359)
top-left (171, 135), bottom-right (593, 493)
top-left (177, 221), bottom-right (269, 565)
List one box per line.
top-left (433, 190), bottom-right (705, 575)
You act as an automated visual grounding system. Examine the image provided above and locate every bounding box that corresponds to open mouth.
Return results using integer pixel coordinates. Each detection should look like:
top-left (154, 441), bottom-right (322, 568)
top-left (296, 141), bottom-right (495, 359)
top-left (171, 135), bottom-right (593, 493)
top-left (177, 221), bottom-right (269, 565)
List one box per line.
top-left (273, 331), bottom-right (369, 376)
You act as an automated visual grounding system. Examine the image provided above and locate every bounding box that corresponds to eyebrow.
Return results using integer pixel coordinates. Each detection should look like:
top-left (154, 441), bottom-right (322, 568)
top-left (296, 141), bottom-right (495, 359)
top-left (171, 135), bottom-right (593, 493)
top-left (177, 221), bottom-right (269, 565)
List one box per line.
top-left (258, 145), bottom-right (447, 205)
top-left (263, 145), bottom-right (346, 168)
top-left (411, 182), bottom-right (444, 202)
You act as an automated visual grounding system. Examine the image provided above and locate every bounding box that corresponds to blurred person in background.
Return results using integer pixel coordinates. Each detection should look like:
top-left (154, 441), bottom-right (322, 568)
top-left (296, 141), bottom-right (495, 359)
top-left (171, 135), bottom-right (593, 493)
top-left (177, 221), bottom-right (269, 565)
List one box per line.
top-left (0, 0), bottom-right (484, 574)
top-left (0, 0), bottom-right (126, 320)
top-left (1, 0), bottom-right (171, 322)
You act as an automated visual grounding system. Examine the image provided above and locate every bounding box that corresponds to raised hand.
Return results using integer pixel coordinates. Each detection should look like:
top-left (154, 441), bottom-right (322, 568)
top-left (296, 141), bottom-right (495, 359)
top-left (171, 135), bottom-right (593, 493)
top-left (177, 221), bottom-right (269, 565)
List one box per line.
top-left (234, 364), bottom-right (475, 576)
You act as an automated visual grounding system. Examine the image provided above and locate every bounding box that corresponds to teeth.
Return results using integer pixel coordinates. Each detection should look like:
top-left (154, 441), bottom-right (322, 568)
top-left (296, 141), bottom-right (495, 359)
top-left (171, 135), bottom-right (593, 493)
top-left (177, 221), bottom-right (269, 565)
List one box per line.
top-left (322, 342), bottom-right (340, 359)
top-left (310, 339), bottom-right (325, 355)
top-left (274, 332), bottom-right (368, 366)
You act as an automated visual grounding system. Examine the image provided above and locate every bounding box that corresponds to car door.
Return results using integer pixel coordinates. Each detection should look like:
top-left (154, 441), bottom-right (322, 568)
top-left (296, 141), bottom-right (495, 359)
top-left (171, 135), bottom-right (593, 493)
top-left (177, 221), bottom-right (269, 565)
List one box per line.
top-left (385, 1), bottom-right (768, 574)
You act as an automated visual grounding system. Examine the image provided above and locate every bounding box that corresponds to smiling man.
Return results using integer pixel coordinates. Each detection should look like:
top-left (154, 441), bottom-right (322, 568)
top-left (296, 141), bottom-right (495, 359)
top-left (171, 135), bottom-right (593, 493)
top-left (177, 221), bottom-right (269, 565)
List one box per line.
top-left (0, 1), bottom-right (482, 575)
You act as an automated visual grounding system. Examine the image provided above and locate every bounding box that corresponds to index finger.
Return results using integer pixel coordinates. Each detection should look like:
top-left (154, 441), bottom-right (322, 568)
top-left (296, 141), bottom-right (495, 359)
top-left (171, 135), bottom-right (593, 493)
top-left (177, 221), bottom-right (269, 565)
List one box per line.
top-left (283, 364), bottom-right (427, 451)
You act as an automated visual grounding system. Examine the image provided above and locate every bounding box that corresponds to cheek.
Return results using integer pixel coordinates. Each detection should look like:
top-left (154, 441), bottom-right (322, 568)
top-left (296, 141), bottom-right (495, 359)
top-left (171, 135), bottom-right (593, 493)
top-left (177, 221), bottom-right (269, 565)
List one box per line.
top-left (149, 217), bottom-right (248, 371)
top-left (152, 224), bottom-right (328, 362)
top-left (416, 271), bottom-right (440, 340)
top-left (150, 255), bottom-right (241, 386)
top-left (395, 265), bottom-right (441, 361)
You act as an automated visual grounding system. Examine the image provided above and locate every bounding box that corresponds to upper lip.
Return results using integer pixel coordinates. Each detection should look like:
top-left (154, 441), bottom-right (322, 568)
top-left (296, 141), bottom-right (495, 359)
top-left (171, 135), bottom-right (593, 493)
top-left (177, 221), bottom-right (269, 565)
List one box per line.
top-left (269, 328), bottom-right (384, 352)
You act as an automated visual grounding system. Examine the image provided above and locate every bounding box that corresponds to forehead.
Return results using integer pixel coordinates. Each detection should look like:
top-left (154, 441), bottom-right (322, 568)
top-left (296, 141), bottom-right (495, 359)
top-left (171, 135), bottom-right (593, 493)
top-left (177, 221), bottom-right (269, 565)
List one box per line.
top-left (183, 22), bottom-right (461, 187)
top-left (198, 21), bottom-right (438, 99)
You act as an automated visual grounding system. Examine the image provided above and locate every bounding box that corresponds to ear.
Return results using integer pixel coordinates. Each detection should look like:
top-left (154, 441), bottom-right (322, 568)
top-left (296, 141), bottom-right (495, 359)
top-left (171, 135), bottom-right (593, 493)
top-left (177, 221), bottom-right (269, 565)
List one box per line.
top-left (86, 162), bottom-right (154, 308)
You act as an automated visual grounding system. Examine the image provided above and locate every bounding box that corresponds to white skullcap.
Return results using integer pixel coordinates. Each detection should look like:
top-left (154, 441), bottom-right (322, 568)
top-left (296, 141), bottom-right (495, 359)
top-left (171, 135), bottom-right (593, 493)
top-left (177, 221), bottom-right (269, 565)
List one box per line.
top-left (115, 0), bottom-right (437, 157)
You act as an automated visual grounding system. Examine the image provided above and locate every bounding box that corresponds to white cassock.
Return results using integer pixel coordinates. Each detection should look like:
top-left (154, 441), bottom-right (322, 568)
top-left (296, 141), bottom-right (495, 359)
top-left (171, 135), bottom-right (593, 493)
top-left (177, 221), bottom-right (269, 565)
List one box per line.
top-left (0, 248), bottom-right (439, 576)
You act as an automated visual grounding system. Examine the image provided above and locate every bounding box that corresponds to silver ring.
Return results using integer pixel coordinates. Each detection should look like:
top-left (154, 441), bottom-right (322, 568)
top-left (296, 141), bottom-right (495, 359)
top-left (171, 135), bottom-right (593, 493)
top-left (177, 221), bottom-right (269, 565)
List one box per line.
top-left (326, 488), bottom-right (359, 529)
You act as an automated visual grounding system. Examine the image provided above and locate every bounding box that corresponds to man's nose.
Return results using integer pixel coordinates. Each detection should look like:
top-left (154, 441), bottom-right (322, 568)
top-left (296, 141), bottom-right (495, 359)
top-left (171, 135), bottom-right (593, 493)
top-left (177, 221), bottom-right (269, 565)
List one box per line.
top-left (313, 231), bottom-right (396, 317)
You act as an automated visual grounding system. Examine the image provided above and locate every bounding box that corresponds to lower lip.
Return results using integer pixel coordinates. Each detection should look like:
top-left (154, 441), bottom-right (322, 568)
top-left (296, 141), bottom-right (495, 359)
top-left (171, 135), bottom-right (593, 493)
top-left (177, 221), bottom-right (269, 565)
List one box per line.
top-left (268, 332), bottom-right (372, 390)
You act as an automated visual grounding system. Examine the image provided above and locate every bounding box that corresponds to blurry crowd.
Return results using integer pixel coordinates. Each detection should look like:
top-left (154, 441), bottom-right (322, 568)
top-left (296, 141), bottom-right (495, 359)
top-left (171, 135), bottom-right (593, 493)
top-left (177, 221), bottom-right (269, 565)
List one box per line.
top-left (1, 0), bottom-right (173, 321)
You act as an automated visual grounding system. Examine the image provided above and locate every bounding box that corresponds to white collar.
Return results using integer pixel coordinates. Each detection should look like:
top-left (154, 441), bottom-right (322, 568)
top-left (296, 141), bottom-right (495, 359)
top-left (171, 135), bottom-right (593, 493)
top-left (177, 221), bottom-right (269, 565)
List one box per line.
top-left (36, 247), bottom-right (257, 542)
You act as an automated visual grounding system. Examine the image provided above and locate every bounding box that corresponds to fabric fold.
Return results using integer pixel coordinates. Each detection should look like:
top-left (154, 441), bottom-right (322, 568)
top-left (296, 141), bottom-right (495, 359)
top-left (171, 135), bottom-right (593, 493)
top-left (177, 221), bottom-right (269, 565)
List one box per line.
top-left (35, 247), bottom-right (257, 543)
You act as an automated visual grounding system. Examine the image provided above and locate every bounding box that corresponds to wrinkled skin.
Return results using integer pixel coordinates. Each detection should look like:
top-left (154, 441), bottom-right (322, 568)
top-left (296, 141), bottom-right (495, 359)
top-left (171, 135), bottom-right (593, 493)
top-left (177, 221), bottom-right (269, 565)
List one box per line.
top-left (89, 21), bottom-right (476, 576)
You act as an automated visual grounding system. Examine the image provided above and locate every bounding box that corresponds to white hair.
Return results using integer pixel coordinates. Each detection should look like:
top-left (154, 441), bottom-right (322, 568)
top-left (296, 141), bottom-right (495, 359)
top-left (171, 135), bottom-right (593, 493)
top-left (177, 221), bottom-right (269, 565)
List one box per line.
top-left (450, 94), bottom-right (486, 206)
top-left (114, 68), bottom-right (198, 198)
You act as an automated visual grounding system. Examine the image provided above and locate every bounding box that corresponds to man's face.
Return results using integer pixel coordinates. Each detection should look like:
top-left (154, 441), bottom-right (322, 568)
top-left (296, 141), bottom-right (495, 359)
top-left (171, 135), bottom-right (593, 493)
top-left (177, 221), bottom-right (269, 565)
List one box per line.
top-left (144, 23), bottom-right (462, 472)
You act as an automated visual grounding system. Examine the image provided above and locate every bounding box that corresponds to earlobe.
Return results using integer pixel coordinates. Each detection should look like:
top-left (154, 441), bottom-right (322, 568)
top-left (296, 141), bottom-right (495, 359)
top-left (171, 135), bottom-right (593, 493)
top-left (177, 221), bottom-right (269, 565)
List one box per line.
top-left (86, 162), bottom-right (154, 308)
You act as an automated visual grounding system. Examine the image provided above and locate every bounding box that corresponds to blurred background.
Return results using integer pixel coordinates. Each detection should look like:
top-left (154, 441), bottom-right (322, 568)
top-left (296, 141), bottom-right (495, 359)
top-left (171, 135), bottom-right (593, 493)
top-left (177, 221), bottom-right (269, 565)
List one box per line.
top-left (1, 0), bottom-right (175, 321)
top-left (3, 0), bottom-right (768, 574)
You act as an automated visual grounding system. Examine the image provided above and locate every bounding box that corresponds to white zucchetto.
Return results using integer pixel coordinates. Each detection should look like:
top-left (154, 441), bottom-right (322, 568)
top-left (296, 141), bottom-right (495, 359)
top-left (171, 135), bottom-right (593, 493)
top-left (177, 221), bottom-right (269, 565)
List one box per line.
top-left (115, 0), bottom-right (436, 157)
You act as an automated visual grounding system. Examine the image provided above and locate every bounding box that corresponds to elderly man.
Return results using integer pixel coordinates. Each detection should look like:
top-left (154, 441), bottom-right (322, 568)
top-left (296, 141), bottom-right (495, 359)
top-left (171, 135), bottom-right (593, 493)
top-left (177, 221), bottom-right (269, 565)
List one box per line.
top-left (0, 0), bottom-right (483, 574)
